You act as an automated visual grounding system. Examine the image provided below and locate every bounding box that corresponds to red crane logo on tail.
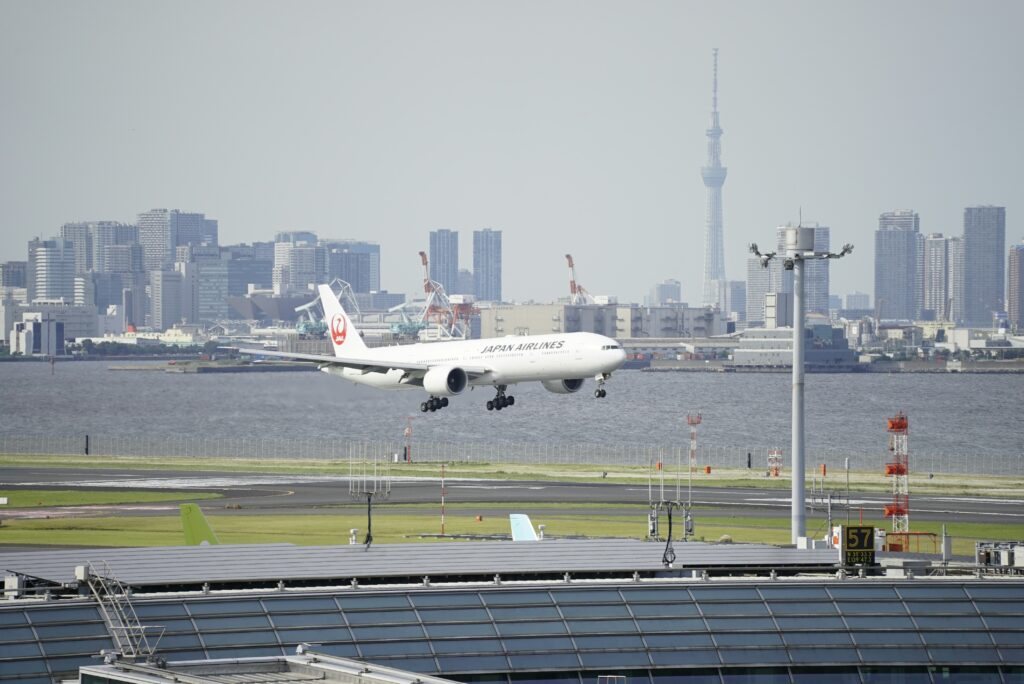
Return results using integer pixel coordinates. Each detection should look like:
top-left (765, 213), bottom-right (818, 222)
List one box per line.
top-left (330, 313), bottom-right (347, 346)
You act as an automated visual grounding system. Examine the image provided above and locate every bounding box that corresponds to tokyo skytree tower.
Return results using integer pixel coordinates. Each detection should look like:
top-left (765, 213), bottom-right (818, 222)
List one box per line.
top-left (701, 48), bottom-right (727, 308)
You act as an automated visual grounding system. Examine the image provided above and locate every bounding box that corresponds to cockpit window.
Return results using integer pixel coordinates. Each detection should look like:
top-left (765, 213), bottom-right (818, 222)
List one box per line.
top-left (601, 344), bottom-right (621, 350)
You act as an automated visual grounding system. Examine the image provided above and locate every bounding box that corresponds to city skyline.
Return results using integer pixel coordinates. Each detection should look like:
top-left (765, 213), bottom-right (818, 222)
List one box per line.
top-left (1, 2), bottom-right (1022, 303)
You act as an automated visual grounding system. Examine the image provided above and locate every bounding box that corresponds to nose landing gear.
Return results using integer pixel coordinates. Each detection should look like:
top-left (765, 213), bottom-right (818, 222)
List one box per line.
top-left (594, 373), bottom-right (610, 399)
top-left (420, 396), bottom-right (450, 413)
top-left (486, 385), bottom-right (515, 411)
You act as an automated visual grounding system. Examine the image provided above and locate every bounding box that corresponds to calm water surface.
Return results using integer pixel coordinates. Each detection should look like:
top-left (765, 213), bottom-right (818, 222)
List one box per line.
top-left (0, 361), bottom-right (1021, 459)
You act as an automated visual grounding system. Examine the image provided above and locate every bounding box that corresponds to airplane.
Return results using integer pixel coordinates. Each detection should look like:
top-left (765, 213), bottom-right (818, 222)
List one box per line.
top-left (509, 513), bottom-right (540, 541)
top-left (180, 504), bottom-right (219, 546)
top-left (241, 284), bottom-right (626, 413)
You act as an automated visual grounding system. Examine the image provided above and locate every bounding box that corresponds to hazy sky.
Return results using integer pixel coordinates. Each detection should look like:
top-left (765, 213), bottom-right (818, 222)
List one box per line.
top-left (2, 1), bottom-right (1021, 303)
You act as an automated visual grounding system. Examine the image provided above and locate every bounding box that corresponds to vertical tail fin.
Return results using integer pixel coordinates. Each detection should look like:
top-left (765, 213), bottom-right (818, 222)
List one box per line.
top-left (319, 284), bottom-right (368, 357)
top-left (180, 504), bottom-right (220, 546)
top-left (509, 514), bottom-right (540, 542)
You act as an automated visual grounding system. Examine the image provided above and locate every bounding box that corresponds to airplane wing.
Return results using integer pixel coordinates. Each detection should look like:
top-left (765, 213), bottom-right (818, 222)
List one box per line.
top-left (238, 347), bottom-right (492, 378)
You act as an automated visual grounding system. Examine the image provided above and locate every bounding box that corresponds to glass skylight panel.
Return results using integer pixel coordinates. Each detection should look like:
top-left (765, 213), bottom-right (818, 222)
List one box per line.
top-left (184, 599), bottom-right (264, 615)
top-left (965, 585), bottom-right (1024, 599)
top-left (345, 609), bottom-right (418, 624)
top-left (765, 600), bottom-right (838, 615)
top-left (896, 586), bottom-right (968, 600)
top-left (844, 616), bottom-right (915, 630)
top-left (200, 629), bottom-right (279, 646)
top-left (501, 635), bottom-right (575, 652)
top-left (437, 655), bottom-right (511, 672)
top-left (416, 607), bottom-right (492, 623)
top-left (713, 632), bottom-right (783, 647)
top-left (550, 589), bottom-right (623, 604)
top-left (0, 611), bottom-right (28, 625)
top-left (704, 617), bottom-right (775, 631)
top-left (558, 603), bottom-right (631, 618)
top-left (857, 647), bottom-right (929, 663)
top-left (698, 602), bottom-right (769, 616)
top-left (620, 587), bottom-right (692, 602)
top-left (263, 597), bottom-right (339, 612)
top-left (565, 619), bottom-right (636, 634)
top-left (350, 624), bottom-right (426, 640)
top-left (926, 647), bottom-right (1000, 663)
top-left (508, 653), bottom-right (581, 670)
top-left (496, 621), bottom-right (567, 636)
top-left (578, 650), bottom-right (650, 668)
top-left (643, 633), bottom-right (714, 648)
top-left (27, 606), bottom-right (103, 623)
top-left (489, 606), bottom-right (561, 620)
top-left (572, 634), bottom-right (645, 650)
top-left (757, 586), bottom-right (831, 600)
top-left (904, 601), bottom-right (978, 615)
top-left (718, 648), bottom-right (789, 664)
top-left (850, 631), bottom-right (923, 645)
top-left (788, 647), bottom-right (861, 664)
top-left (277, 626), bottom-right (351, 642)
top-left (482, 591), bottom-right (553, 606)
top-left (782, 630), bottom-right (852, 645)
top-left (411, 593), bottom-right (484, 607)
top-left (39, 637), bottom-right (113, 656)
top-left (431, 638), bottom-right (504, 654)
top-left (270, 611), bottom-right (346, 627)
top-left (834, 601), bottom-right (909, 614)
top-left (827, 586), bottom-right (900, 600)
top-left (634, 617), bottom-right (707, 633)
top-left (0, 641), bottom-right (41, 657)
top-left (359, 640), bottom-right (434, 657)
top-left (773, 616), bottom-right (846, 629)
top-left (648, 650), bottom-right (720, 666)
top-left (628, 602), bottom-right (700, 617)
top-left (192, 614), bottom-right (271, 630)
top-left (338, 594), bottom-right (412, 610)
top-left (689, 587), bottom-right (762, 601)
top-left (424, 622), bottom-right (498, 638)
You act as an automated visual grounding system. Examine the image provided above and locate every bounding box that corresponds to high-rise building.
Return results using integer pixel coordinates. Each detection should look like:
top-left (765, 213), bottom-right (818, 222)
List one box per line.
top-left (845, 292), bottom-right (870, 310)
top-left (745, 257), bottom-right (770, 326)
top-left (724, 280), bottom-right (746, 322)
top-left (874, 210), bottom-right (921, 320)
top-left (701, 49), bottom-right (728, 308)
top-left (1008, 241), bottom-right (1024, 332)
top-left (0, 261), bottom-right (27, 288)
top-left (324, 240), bottom-right (381, 291)
top-left (649, 279), bottom-right (682, 306)
top-left (962, 206), bottom-right (1006, 327)
top-left (947, 236), bottom-right (964, 324)
top-left (138, 209), bottom-right (217, 273)
top-left (60, 223), bottom-right (93, 275)
top-left (473, 229), bottom-right (502, 301)
top-left (27, 238), bottom-right (76, 303)
top-left (455, 269), bottom-right (475, 297)
top-left (273, 233), bottom-right (327, 293)
top-left (150, 269), bottom-right (183, 330)
top-left (93, 222), bottom-right (139, 273)
top-left (921, 233), bottom-right (966, 322)
top-left (429, 229), bottom-right (459, 294)
top-left (328, 249), bottom-right (372, 293)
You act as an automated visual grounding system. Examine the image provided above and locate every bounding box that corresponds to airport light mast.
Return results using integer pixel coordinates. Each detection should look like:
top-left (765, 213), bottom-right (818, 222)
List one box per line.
top-left (751, 227), bottom-right (853, 544)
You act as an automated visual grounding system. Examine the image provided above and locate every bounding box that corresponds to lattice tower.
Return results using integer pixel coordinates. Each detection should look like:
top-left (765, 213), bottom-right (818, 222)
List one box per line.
top-left (883, 412), bottom-right (910, 532)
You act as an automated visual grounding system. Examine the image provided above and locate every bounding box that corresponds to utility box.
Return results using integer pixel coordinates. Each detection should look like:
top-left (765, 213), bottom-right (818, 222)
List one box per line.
top-left (784, 226), bottom-right (815, 255)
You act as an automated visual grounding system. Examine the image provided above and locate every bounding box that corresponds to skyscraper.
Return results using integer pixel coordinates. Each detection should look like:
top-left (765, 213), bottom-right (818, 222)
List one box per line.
top-left (27, 238), bottom-right (76, 303)
top-left (60, 223), bottom-right (93, 275)
top-left (745, 257), bottom-right (771, 326)
top-left (649, 279), bottom-right (682, 306)
top-left (138, 209), bottom-right (217, 273)
top-left (874, 210), bottom-right (921, 320)
top-left (323, 240), bottom-right (381, 291)
top-left (150, 269), bottom-right (183, 330)
top-left (962, 206), bottom-right (1006, 326)
top-left (701, 48), bottom-right (727, 308)
top-left (1008, 241), bottom-right (1024, 332)
top-left (922, 233), bottom-right (965, 322)
top-left (473, 229), bottom-right (502, 301)
top-left (429, 229), bottom-right (458, 294)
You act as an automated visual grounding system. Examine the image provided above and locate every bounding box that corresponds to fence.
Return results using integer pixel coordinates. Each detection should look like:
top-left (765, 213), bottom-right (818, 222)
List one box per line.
top-left (0, 434), bottom-right (1020, 476)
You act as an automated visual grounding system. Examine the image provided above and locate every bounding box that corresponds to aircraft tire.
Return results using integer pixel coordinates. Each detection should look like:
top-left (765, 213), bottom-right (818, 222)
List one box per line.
top-left (507, 396), bottom-right (515, 406)
top-left (441, 397), bottom-right (449, 408)
top-left (495, 401), bottom-right (502, 411)
top-left (420, 402), bottom-right (428, 412)
top-left (486, 400), bottom-right (493, 411)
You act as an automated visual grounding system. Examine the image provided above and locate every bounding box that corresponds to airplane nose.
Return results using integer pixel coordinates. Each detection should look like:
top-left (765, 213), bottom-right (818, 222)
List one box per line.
top-left (615, 347), bottom-right (626, 366)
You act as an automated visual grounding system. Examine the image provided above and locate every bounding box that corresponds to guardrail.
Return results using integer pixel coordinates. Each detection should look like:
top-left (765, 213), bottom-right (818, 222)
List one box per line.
top-left (0, 434), bottom-right (1020, 476)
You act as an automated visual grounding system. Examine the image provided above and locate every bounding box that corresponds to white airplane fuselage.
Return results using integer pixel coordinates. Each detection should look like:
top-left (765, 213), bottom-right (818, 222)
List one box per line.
top-left (321, 331), bottom-right (625, 391)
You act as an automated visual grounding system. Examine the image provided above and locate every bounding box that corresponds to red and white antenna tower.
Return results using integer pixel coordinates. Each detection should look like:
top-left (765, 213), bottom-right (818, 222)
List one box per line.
top-left (565, 254), bottom-right (595, 305)
top-left (686, 411), bottom-right (702, 507)
top-left (883, 411), bottom-right (910, 532)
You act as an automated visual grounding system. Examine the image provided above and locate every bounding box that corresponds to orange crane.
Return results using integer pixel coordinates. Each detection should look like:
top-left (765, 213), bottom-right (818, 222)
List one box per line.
top-left (565, 254), bottom-right (595, 305)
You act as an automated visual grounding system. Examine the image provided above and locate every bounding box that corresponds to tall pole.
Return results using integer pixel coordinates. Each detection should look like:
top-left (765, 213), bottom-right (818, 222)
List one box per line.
top-left (749, 228), bottom-right (853, 547)
top-left (791, 256), bottom-right (805, 544)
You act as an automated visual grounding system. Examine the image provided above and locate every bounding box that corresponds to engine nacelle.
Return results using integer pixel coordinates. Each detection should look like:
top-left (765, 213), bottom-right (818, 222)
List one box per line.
top-left (541, 378), bottom-right (585, 394)
top-left (422, 366), bottom-right (468, 396)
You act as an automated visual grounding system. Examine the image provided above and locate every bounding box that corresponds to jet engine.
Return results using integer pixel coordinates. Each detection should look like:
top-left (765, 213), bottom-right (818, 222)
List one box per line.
top-left (541, 378), bottom-right (585, 394)
top-left (422, 366), bottom-right (468, 396)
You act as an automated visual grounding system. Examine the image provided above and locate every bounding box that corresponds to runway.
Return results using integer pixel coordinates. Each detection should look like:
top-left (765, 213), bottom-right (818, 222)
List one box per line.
top-left (2, 465), bottom-right (1021, 524)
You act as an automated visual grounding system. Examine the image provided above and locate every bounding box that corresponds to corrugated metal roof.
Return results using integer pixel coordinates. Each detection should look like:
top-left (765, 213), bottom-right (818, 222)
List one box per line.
top-left (0, 539), bottom-right (837, 588)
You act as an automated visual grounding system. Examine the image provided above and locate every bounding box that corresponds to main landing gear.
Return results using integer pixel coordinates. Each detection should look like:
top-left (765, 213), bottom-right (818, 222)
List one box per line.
top-left (420, 396), bottom-right (449, 413)
top-left (594, 373), bottom-right (610, 399)
top-left (486, 385), bottom-right (515, 411)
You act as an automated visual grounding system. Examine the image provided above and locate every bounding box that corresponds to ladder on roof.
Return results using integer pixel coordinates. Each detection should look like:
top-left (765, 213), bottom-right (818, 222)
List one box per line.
top-left (84, 561), bottom-right (163, 660)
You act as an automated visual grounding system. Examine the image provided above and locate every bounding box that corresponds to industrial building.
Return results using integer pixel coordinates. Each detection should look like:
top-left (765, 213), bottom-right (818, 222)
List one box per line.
top-left (2, 539), bottom-right (1022, 684)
